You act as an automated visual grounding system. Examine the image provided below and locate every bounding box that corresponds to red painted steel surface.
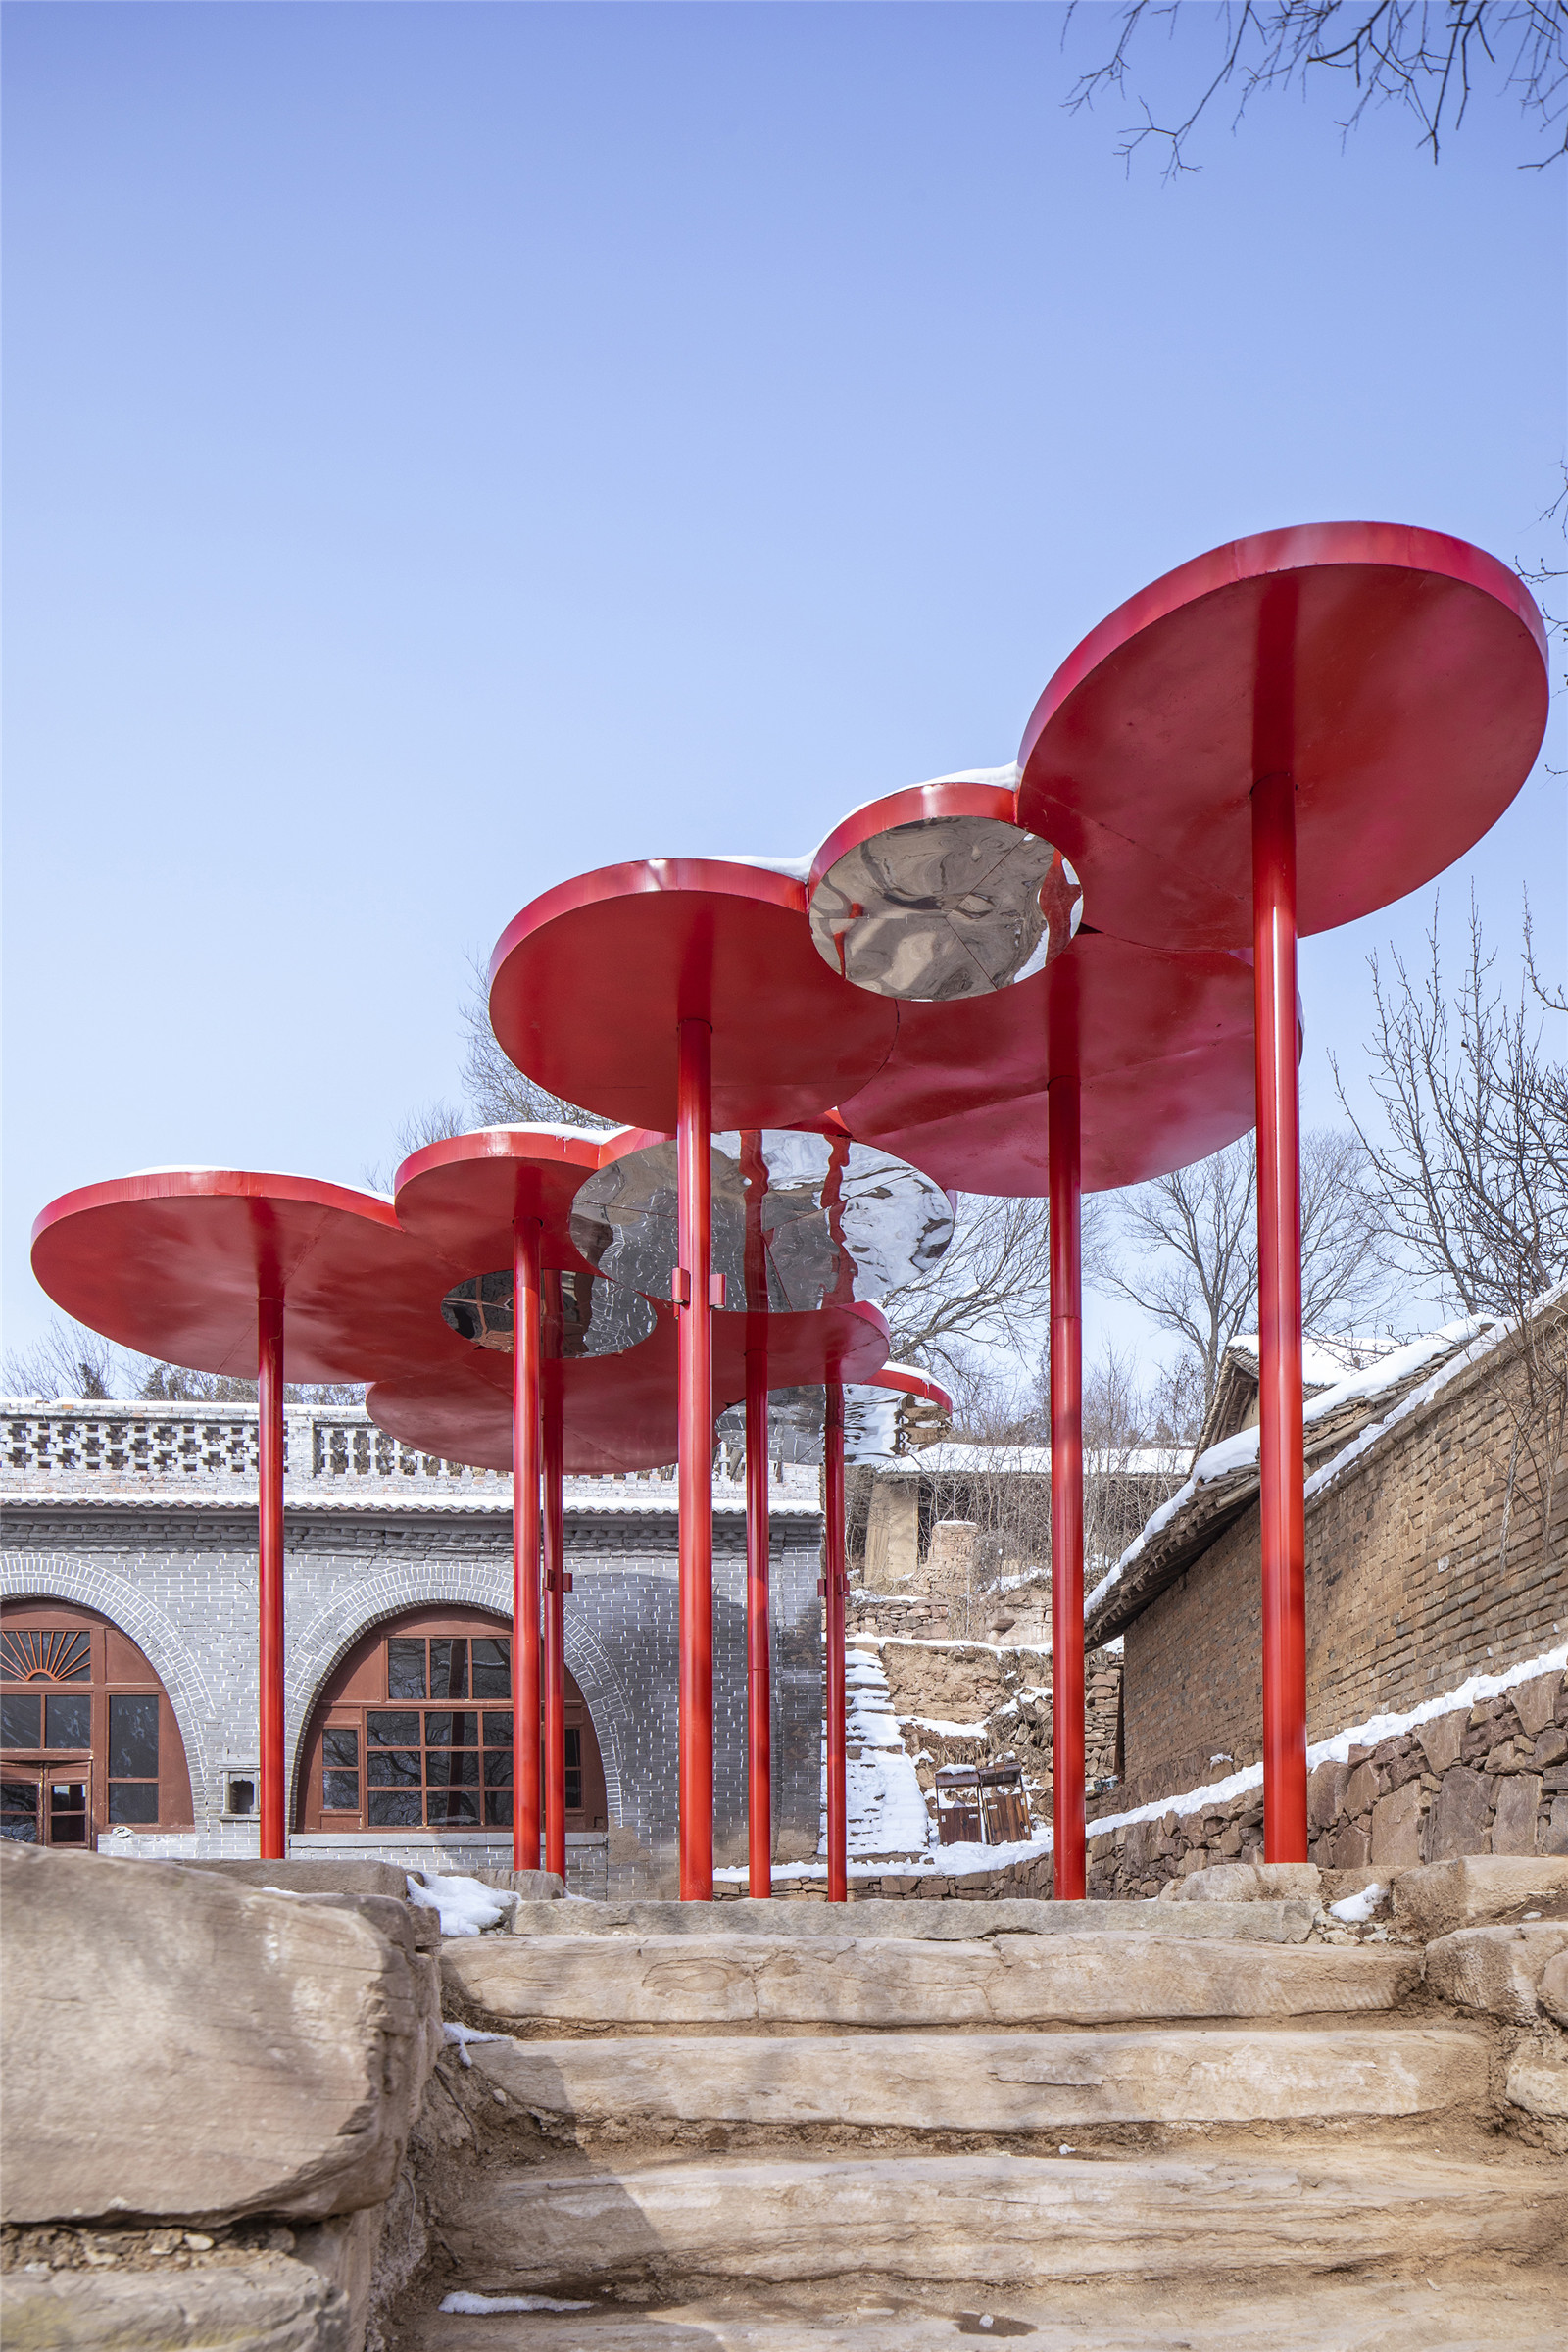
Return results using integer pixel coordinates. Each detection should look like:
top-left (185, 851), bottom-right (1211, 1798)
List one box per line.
top-left (1049, 1081), bottom-right (1086, 1901)
top-left (1017, 522), bottom-right (1548, 952)
top-left (746, 1340), bottom-right (771, 1897)
top-left (835, 934), bottom-right (1258, 1197)
top-left (512, 1219), bottom-right (543, 1872)
top-left (257, 1298), bottom-right (286, 1863)
top-left (30, 1169), bottom-right (459, 1387)
top-left (678, 1019), bottom-right (715, 1901)
top-left (1253, 778), bottom-right (1310, 1862)
top-left (542, 1270), bottom-right (568, 1885)
top-left (824, 1381), bottom-right (848, 1905)
top-left (487, 859), bottom-right (899, 1132)
top-left (807, 775), bottom-right (1023, 900)
top-left (395, 1125), bottom-right (609, 1275)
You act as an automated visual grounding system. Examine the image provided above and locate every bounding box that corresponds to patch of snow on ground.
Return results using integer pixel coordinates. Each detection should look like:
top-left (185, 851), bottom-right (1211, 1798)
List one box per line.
top-left (439, 2291), bottom-right (594, 2314)
top-left (822, 1644), bottom-right (936, 1856)
top-left (1329, 1883), bottom-right (1386, 1924)
top-left (407, 1873), bottom-right (516, 1937)
top-left (441, 2022), bottom-right (509, 2067)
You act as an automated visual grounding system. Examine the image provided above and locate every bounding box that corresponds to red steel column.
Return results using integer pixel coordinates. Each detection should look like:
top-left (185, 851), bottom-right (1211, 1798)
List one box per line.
top-left (746, 1341), bottom-right (771, 1896)
top-left (542, 1275), bottom-right (567, 1885)
top-left (1252, 772), bottom-right (1309, 1862)
top-left (677, 1017), bottom-right (714, 1900)
top-left (824, 1380), bottom-right (848, 1904)
top-left (512, 1218), bottom-right (543, 1872)
top-left (257, 1296), bottom-right (286, 1862)
top-left (1049, 1077), bottom-right (1085, 1901)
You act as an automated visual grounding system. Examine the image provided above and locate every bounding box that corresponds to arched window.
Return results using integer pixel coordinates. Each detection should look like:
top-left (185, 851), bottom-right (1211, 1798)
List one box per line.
top-left (297, 1605), bottom-right (608, 1835)
top-left (0, 1598), bottom-right (194, 1845)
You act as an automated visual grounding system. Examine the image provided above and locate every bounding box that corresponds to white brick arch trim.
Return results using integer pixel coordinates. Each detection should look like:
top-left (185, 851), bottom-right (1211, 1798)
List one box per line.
top-left (563, 1620), bottom-right (636, 1837)
top-left (1, 1551), bottom-right (216, 1813)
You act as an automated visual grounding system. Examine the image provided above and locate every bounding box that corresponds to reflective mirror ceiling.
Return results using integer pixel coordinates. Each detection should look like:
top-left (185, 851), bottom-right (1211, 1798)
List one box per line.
top-left (808, 814), bottom-right (1081, 1001)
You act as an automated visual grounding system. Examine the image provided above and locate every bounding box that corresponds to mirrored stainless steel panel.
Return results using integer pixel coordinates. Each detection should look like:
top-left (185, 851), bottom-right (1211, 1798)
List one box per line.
top-left (809, 814), bottom-right (1082, 1001)
top-left (440, 1268), bottom-right (656, 1359)
top-left (569, 1131), bottom-right (954, 1310)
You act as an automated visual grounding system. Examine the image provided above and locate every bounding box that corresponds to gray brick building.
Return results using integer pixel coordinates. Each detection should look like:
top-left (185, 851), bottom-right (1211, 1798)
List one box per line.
top-left (1, 1402), bottom-right (824, 1893)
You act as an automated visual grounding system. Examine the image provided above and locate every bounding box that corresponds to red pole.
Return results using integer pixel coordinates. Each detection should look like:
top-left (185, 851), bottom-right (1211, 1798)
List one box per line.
top-left (257, 1296), bottom-right (286, 1862)
top-left (1049, 1076), bottom-right (1085, 1901)
top-left (512, 1219), bottom-right (543, 1872)
top-left (677, 1016), bottom-right (714, 1900)
top-left (542, 1274), bottom-right (567, 1885)
top-left (824, 1380), bottom-right (848, 1904)
top-left (1252, 771), bottom-right (1309, 1862)
top-left (746, 1340), bottom-right (771, 1896)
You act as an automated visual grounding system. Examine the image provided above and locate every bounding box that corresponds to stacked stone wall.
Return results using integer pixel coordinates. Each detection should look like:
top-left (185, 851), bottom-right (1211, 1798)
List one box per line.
top-left (1122, 1334), bottom-right (1567, 1803)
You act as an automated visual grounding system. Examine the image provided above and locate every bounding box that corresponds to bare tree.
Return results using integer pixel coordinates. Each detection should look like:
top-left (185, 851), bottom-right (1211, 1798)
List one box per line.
top-left (1335, 899), bottom-right (1568, 1319)
top-left (1065, 1), bottom-right (1568, 172)
top-left (879, 1191), bottom-right (1111, 1386)
top-left (2, 1317), bottom-right (118, 1401)
top-left (1100, 1127), bottom-right (1394, 1411)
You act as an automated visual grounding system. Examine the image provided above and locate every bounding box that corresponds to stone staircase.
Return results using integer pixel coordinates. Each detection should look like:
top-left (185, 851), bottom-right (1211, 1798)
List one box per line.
top-left (394, 1882), bottom-right (1568, 2351)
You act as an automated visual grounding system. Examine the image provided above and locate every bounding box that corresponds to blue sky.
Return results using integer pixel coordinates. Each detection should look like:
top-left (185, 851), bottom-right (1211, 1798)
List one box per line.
top-left (4, 2), bottom-right (1563, 1376)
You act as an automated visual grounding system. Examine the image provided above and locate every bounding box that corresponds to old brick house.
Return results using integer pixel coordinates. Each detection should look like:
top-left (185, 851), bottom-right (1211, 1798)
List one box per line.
top-left (1084, 1293), bottom-right (1568, 1863)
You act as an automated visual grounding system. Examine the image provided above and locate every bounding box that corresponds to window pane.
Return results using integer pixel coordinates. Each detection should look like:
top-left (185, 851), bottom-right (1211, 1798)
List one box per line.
top-left (322, 1771), bottom-right (360, 1810)
top-left (1, 1781), bottom-right (39, 1840)
top-left (109, 1696), bottom-right (160, 1780)
top-left (387, 1641), bottom-right (426, 1700)
top-left (368, 1790), bottom-right (422, 1826)
top-left (424, 1712), bottom-right (476, 1747)
top-left (483, 1750), bottom-right (513, 1788)
top-left (109, 1782), bottom-right (158, 1823)
top-left (484, 1789), bottom-right (513, 1828)
top-left (565, 1768), bottom-right (582, 1809)
top-left (564, 1729), bottom-right (582, 1766)
top-left (1, 1694), bottom-right (40, 1748)
top-left (45, 1694), bottom-right (92, 1750)
top-left (49, 1783), bottom-right (88, 1844)
top-left (368, 1710), bottom-right (420, 1745)
top-left (323, 1727), bottom-right (360, 1769)
top-left (426, 1751), bottom-right (479, 1787)
top-left (482, 1712), bottom-right (513, 1747)
top-left (428, 1641), bottom-right (467, 1699)
top-left (368, 1750), bottom-right (421, 1787)
top-left (426, 1788), bottom-right (479, 1825)
top-left (471, 1639), bottom-right (511, 1698)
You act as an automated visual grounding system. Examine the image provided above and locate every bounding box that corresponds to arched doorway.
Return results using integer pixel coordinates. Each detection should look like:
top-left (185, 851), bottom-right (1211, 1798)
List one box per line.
top-left (0, 1597), bottom-right (195, 1846)
top-left (296, 1604), bottom-right (608, 1835)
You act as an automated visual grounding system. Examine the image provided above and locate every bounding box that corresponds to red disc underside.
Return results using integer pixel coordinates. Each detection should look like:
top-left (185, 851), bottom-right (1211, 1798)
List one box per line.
top-left (1016, 522), bottom-right (1548, 952)
top-left (29, 1170), bottom-right (462, 1387)
top-left (367, 1298), bottom-right (891, 1475)
top-left (834, 933), bottom-right (1258, 1195)
top-left (487, 859), bottom-right (899, 1131)
top-left (393, 1123), bottom-right (654, 1279)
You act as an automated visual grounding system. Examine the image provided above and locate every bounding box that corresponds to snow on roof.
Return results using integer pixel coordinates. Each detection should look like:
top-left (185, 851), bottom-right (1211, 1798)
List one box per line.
top-left (1084, 1311), bottom-right (1497, 1627)
top-left (1225, 1331), bottom-right (1409, 1388)
top-left (881, 1443), bottom-right (1184, 1479)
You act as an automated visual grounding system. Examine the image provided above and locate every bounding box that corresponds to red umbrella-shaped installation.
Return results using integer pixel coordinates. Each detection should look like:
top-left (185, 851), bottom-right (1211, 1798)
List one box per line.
top-left (806, 774), bottom-right (1262, 1896)
top-left (28, 1168), bottom-right (463, 1859)
top-left (486, 859), bottom-right (903, 1897)
top-left (382, 1119), bottom-right (904, 1886)
top-left (1015, 522), bottom-right (1548, 1860)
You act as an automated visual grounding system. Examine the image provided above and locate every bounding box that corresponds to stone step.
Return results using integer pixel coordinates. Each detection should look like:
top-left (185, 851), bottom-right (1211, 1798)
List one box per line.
top-left (507, 1895), bottom-right (1317, 1943)
top-left (465, 2024), bottom-right (1485, 2131)
top-left (444, 1932), bottom-right (1418, 2030)
top-left (434, 2148), bottom-right (1565, 2293)
top-left (405, 2271), bottom-right (1568, 2352)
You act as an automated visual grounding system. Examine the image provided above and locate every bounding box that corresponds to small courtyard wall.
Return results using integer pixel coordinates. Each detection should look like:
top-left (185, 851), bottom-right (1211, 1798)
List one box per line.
top-left (1121, 1328), bottom-right (1568, 1806)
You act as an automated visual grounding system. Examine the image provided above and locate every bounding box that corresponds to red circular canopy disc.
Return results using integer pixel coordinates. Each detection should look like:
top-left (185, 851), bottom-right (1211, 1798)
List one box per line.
top-left (29, 1169), bottom-right (462, 1387)
top-left (393, 1124), bottom-right (647, 1278)
top-left (808, 776), bottom-right (1021, 899)
top-left (487, 859), bottom-right (899, 1131)
top-left (868, 1362), bottom-right (953, 1416)
top-left (1015, 522), bottom-right (1549, 952)
top-left (833, 934), bottom-right (1258, 1195)
top-left (368, 1299), bottom-right (890, 1475)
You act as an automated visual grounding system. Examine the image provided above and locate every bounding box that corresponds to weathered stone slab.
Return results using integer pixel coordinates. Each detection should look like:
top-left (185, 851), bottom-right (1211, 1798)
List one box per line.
top-left (440, 2150), bottom-right (1565, 2289)
top-left (1394, 1855), bottom-right (1568, 1941)
top-left (1540, 1947), bottom-right (1568, 2027)
top-left (445, 1933), bottom-right (1419, 2030)
top-left (1426, 1768), bottom-right (1494, 1862)
top-left (507, 1896), bottom-right (1316, 1943)
top-left (179, 1858), bottom-right (412, 1900)
top-left (1511, 1673), bottom-right (1565, 1740)
top-left (1505, 2056), bottom-right (1568, 2120)
top-left (1424, 1923), bottom-right (1568, 2022)
top-left (0, 2256), bottom-right (353, 2351)
top-left (1491, 1774), bottom-right (1544, 1856)
top-left (1371, 1782), bottom-right (1423, 1869)
top-left (0, 1845), bottom-right (440, 2227)
top-left (472, 2025), bottom-right (1485, 2130)
top-left (1170, 1865), bottom-right (1320, 1907)
top-left (1415, 1712), bottom-right (1466, 1777)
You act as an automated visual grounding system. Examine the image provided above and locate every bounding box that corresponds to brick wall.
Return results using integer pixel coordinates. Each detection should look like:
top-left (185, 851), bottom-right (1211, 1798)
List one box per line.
top-left (1121, 1332), bottom-right (1568, 1805)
